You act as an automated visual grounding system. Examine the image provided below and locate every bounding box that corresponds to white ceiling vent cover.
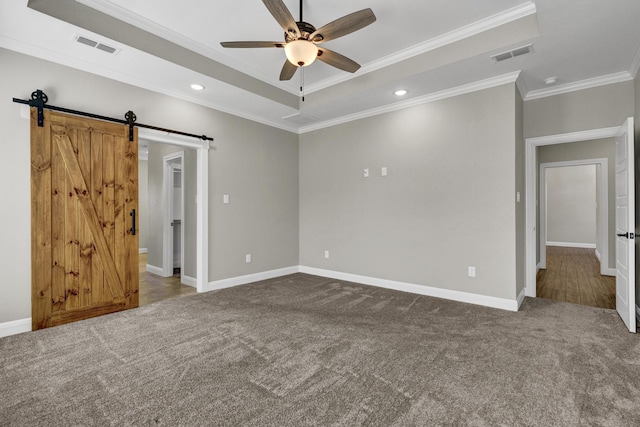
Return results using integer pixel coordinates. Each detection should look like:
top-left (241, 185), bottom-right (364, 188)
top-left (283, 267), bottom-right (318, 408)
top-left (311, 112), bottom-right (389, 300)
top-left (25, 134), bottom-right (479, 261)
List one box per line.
top-left (282, 113), bottom-right (318, 125)
top-left (491, 44), bottom-right (533, 63)
top-left (74, 34), bottom-right (121, 55)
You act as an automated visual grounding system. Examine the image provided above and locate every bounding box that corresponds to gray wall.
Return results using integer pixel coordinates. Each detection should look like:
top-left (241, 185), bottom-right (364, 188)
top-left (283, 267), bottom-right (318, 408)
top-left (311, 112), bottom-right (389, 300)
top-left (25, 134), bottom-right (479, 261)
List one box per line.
top-left (210, 113), bottom-right (299, 280)
top-left (0, 48), bottom-right (299, 324)
top-left (524, 81), bottom-right (635, 138)
top-left (300, 83), bottom-right (520, 301)
top-left (138, 159), bottom-right (148, 251)
top-left (538, 139), bottom-right (616, 268)
top-left (545, 165), bottom-right (597, 245)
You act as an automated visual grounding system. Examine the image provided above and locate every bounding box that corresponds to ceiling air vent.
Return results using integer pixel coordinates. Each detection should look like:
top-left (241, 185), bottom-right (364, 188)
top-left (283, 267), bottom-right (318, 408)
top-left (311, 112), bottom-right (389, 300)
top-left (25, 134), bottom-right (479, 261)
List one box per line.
top-left (282, 113), bottom-right (318, 125)
top-left (491, 44), bottom-right (533, 63)
top-left (74, 34), bottom-right (121, 55)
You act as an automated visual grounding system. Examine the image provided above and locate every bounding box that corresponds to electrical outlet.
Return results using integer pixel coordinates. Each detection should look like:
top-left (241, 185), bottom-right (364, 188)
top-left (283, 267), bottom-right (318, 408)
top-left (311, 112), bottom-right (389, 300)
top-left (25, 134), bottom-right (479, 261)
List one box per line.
top-left (324, 250), bottom-right (329, 259)
top-left (468, 266), bottom-right (476, 277)
top-left (246, 254), bottom-right (251, 263)
top-left (381, 167), bottom-right (387, 176)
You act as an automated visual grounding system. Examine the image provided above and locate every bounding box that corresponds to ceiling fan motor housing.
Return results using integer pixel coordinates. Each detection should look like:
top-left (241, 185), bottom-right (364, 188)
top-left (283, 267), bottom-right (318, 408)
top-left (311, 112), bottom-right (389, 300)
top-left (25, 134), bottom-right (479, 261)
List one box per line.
top-left (285, 21), bottom-right (322, 42)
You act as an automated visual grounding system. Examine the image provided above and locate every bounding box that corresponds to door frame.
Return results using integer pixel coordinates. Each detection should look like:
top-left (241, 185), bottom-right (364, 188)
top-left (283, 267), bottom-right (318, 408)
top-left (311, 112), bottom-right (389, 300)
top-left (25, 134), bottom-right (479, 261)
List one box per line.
top-left (539, 159), bottom-right (610, 276)
top-left (162, 151), bottom-right (184, 280)
top-left (525, 126), bottom-right (620, 297)
top-left (139, 129), bottom-right (208, 293)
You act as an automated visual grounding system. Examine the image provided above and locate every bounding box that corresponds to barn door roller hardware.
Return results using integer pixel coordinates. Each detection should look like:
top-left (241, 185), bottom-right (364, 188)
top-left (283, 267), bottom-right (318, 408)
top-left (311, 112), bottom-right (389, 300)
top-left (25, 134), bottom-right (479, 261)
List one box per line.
top-left (13, 89), bottom-right (214, 143)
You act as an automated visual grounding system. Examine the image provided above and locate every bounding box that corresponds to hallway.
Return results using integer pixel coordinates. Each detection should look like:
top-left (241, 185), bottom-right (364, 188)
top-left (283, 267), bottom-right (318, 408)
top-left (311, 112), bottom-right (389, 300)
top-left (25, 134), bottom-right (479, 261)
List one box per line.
top-left (536, 246), bottom-right (615, 309)
top-left (138, 254), bottom-right (197, 306)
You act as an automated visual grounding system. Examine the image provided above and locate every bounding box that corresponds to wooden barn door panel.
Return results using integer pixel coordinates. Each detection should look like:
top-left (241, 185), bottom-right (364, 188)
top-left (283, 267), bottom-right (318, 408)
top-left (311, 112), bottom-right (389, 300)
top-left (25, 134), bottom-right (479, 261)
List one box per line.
top-left (31, 109), bottom-right (138, 330)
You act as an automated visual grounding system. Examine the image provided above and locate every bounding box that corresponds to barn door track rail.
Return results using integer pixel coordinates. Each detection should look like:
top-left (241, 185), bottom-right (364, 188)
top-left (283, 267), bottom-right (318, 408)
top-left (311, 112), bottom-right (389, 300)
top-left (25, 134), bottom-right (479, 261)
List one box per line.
top-left (13, 89), bottom-right (214, 142)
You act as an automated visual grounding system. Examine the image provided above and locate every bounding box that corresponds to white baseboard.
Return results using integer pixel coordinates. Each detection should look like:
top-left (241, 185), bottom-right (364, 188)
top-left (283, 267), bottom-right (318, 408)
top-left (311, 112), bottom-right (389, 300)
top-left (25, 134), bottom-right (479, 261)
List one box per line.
top-left (182, 275), bottom-right (197, 288)
top-left (204, 266), bottom-right (299, 292)
top-left (516, 287), bottom-right (527, 309)
top-left (0, 318), bottom-right (31, 338)
top-left (536, 263), bottom-right (541, 273)
top-left (546, 241), bottom-right (596, 249)
top-left (146, 264), bottom-right (169, 277)
top-left (139, 248), bottom-right (148, 254)
top-left (596, 250), bottom-right (616, 276)
top-left (299, 266), bottom-right (520, 312)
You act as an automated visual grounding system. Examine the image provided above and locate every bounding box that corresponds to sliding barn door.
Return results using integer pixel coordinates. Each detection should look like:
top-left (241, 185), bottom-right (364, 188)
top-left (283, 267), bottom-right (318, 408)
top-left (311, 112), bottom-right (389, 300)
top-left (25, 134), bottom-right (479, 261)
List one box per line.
top-left (31, 109), bottom-right (138, 330)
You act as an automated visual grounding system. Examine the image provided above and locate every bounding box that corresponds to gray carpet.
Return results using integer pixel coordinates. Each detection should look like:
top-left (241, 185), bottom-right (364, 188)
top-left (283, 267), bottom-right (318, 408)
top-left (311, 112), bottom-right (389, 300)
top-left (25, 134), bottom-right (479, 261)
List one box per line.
top-left (1, 273), bottom-right (639, 426)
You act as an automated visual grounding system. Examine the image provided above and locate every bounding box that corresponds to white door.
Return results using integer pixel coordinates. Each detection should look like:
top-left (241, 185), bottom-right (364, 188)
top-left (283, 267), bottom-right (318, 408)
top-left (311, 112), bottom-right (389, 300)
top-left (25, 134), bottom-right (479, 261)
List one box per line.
top-left (615, 117), bottom-right (636, 333)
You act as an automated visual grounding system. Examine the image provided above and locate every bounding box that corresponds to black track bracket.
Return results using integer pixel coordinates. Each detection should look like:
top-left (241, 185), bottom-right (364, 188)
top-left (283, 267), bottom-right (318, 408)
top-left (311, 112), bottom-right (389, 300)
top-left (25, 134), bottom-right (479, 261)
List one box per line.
top-left (29, 90), bottom-right (48, 127)
top-left (125, 110), bottom-right (137, 142)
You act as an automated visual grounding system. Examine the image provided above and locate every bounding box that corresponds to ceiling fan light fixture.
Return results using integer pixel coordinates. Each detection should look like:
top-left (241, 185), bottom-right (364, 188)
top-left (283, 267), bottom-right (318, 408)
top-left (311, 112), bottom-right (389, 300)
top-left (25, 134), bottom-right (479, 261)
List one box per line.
top-left (284, 40), bottom-right (318, 67)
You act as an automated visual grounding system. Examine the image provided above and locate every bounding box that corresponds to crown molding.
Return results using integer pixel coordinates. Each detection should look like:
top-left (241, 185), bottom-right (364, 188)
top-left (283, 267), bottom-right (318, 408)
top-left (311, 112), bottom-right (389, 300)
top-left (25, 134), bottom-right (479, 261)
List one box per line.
top-left (524, 71), bottom-right (633, 101)
top-left (630, 42), bottom-right (640, 79)
top-left (304, 2), bottom-right (536, 94)
top-left (515, 72), bottom-right (529, 99)
top-left (299, 71), bottom-right (521, 134)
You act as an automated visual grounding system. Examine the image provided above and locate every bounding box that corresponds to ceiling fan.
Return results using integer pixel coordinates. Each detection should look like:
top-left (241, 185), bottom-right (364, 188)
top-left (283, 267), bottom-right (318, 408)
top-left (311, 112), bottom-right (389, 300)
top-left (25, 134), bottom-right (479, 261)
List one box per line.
top-left (220, 0), bottom-right (376, 81)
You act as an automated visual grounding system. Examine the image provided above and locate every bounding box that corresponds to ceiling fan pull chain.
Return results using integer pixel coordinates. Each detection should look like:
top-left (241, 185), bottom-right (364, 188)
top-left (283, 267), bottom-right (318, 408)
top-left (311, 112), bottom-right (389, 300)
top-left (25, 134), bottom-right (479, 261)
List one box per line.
top-left (301, 67), bottom-right (305, 102)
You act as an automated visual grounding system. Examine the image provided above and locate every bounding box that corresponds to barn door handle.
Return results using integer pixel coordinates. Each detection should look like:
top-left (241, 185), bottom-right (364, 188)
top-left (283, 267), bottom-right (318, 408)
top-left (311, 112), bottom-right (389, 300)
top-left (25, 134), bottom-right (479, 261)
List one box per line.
top-left (130, 209), bottom-right (136, 236)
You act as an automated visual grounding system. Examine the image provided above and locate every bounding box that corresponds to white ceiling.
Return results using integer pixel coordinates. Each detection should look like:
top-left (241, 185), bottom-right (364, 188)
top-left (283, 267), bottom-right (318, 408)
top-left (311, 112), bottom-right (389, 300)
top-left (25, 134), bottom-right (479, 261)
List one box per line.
top-left (2, 0), bottom-right (640, 133)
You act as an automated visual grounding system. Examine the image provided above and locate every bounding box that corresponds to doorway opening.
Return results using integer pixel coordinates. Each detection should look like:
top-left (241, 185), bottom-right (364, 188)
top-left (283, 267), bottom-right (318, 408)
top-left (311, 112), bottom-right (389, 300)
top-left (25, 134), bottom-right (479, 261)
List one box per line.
top-left (135, 129), bottom-right (209, 306)
top-left (163, 151), bottom-right (184, 281)
top-left (525, 118), bottom-right (636, 333)
top-left (138, 145), bottom-right (195, 305)
top-left (536, 160), bottom-right (615, 308)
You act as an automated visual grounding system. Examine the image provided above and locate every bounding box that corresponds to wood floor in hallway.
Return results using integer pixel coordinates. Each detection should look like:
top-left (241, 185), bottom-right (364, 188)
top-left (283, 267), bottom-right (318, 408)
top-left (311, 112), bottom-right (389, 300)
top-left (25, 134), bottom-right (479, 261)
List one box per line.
top-left (536, 246), bottom-right (615, 309)
top-left (139, 254), bottom-right (197, 306)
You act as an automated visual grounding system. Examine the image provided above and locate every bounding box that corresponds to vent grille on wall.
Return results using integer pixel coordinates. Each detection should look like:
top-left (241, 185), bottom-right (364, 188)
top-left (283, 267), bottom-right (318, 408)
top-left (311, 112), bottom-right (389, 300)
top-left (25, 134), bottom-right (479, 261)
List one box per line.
top-left (74, 34), bottom-right (121, 55)
top-left (491, 44), bottom-right (533, 62)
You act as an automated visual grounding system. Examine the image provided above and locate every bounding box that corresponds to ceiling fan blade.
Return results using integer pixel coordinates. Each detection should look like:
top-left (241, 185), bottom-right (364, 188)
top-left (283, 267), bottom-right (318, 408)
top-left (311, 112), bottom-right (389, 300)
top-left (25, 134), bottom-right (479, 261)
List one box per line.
top-left (279, 60), bottom-right (298, 81)
top-left (317, 48), bottom-right (361, 73)
top-left (220, 41), bottom-right (285, 48)
top-left (262, 0), bottom-right (301, 39)
top-left (309, 8), bottom-right (376, 43)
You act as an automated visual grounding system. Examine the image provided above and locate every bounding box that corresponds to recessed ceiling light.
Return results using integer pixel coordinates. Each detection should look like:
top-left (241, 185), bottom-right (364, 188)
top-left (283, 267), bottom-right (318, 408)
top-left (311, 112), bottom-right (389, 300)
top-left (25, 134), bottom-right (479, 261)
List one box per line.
top-left (544, 77), bottom-right (557, 85)
top-left (190, 84), bottom-right (205, 91)
top-left (394, 89), bottom-right (408, 96)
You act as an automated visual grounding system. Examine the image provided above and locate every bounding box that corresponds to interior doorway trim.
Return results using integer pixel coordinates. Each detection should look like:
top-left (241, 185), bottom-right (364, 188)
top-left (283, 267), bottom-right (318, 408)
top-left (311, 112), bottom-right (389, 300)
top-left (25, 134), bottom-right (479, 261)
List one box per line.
top-left (163, 151), bottom-right (184, 279)
top-left (139, 129), bottom-right (209, 293)
top-left (539, 158), bottom-right (609, 276)
top-left (525, 126), bottom-right (619, 297)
